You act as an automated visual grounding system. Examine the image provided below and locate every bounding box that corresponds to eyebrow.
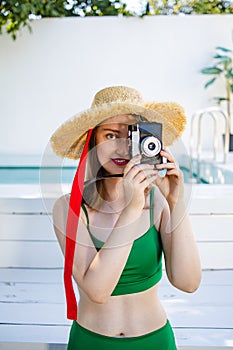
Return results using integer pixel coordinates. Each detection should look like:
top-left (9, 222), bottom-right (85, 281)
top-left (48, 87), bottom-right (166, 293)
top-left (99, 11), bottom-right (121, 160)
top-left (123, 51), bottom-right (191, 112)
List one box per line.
top-left (102, 128), bottom-right (121, 133)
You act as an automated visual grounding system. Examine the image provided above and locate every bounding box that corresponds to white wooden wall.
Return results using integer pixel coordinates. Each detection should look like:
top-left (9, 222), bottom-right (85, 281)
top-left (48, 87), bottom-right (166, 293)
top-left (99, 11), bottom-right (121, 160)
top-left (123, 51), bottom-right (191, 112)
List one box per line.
top-left (1, 15), bottom-right (233, 156)
top-left (0, 184), bottom-right (233, 346)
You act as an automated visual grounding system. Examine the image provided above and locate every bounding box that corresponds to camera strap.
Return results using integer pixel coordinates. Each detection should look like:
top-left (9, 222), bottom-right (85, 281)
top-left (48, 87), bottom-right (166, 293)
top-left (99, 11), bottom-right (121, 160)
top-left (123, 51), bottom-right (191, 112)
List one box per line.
top-left (84, 174), bottom-right (123, 186)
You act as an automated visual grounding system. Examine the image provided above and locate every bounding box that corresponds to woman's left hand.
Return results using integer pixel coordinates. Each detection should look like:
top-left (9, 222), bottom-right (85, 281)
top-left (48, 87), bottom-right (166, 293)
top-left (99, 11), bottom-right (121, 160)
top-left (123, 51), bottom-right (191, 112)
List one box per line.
top-left (153, 149), bottom-right (184, 208)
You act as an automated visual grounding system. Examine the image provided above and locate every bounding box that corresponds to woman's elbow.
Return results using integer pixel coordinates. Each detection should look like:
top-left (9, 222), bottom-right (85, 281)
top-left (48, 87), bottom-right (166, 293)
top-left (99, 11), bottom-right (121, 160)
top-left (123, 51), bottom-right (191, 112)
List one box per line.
top-left (85, 287), bottom-right (110, 304)
top-left (181, 281), bottom-right (201, 293)
top-left (172, 272), bottom-right (202, 293)
top-left (89, 294), bottom-right (109, 304)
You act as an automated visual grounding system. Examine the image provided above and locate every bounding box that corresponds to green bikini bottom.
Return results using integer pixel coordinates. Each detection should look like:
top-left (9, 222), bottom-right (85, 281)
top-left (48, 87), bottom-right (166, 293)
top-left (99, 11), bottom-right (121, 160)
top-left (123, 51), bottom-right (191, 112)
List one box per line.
top-left (67, 320), bottom-right (177, 350)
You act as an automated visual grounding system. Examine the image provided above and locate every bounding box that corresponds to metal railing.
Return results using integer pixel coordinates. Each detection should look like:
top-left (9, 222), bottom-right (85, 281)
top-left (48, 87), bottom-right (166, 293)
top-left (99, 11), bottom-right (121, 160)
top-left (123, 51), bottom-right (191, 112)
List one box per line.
top-left (189, 107), bottom-right (230, 182)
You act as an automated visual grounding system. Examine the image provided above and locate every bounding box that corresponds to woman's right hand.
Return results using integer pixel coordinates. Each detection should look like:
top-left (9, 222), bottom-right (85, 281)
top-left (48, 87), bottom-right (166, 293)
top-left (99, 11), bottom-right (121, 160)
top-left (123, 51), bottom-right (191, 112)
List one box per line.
top-left (123, 155), bottom-right (158, 211)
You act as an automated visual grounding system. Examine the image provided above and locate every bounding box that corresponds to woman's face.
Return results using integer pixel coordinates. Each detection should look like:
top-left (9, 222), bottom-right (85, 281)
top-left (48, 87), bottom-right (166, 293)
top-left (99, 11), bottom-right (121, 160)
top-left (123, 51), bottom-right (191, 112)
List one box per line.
top-left (95, 114), bottom-right (137, 175)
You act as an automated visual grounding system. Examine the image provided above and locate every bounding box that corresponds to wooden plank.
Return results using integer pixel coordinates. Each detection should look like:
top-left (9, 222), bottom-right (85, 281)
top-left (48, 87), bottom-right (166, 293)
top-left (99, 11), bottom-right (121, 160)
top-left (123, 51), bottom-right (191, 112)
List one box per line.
top-left (175, 328), bottom-right (233, 347)
top-left (0, 325), bottom-right (232, 346)
top-left (0, 195), bottom-right (232, 214)
top-left (0, 213), bottom-right (232, 242)
top-left (0, 269), bottom-right (232, 345)
top-left (0, 304), bottom-right (233, 346)
top-left (199, 270), bottom-right (233, 285)
top-left (0, 276), bottom-right (232, 328)
top-left (1, 185), bottom-right (233, 215)
top-left (0, 281), bottom-right (232, 307)
top-left (190, 214), bottom-right (233, 241)
top-left (0, 324), bottom-right (71, 344)
top-left (0, 282), bottom-right (65, 304)
top-left (189, 197), bottom-right (233, 214)
top-left (0, 198), bottom-right (55, 214)
top-left (0, 241), bottom-right (232, 269)
top-left (159, 285), bottom-right (233, 307)
top-left (197, 242), bottom-right (233, 269)
top-left (188, 185), bottom-right (233, 215)
top-left (0, 214), bottom-right (55, 241)
top-left (0, 242), bottom-right (63, 268)
top-left (1, 268), bottom-right (232, 285)
top-left (166, 305), bottom-right (233, 329)
top-left (0, 268), bottom-right (63, 284)
top-left (0, 303), bottom-right (69, 325)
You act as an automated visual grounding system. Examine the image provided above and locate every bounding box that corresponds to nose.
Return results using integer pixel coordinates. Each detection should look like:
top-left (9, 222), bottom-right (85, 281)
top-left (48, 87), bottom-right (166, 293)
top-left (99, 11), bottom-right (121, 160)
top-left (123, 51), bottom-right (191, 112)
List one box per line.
top-left (116, 137), bottom-right (129, 157)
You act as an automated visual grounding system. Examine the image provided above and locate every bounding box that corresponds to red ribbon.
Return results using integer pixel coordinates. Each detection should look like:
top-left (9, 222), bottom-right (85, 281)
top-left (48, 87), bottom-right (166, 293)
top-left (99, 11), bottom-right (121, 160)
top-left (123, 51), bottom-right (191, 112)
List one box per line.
top-left (64, 129), bottom-right (93, 320)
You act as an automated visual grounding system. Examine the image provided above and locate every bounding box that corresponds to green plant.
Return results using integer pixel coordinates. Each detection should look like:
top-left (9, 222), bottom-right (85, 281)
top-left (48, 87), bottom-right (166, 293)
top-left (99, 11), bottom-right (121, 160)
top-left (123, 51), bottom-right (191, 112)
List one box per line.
top-left (0, 0), bottom-right (71, 40)
top-left (0, 0), bottom-right (135, 40)
top-left (148, 0), bottom-right (233, 15)
top-left (201, 46), bottom-right (233, 132)
top-left (2, 1), bottom-right (233, 41)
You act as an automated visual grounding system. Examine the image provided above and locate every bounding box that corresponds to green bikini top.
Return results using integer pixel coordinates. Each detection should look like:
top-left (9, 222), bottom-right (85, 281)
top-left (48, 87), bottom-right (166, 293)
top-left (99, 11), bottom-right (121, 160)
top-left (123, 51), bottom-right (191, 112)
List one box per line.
top-left (81, 187), bottom-right (163, 296)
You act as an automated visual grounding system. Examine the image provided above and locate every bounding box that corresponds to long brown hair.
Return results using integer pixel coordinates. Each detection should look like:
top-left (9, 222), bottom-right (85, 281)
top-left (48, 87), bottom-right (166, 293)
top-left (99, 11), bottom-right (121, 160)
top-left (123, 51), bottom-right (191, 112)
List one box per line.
top-left (82, 126), bottom-right (109, 210)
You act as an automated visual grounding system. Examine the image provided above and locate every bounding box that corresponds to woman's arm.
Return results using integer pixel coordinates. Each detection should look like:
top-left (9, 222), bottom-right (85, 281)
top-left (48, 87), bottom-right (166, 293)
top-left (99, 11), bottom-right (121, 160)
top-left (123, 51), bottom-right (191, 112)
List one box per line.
top-left (154, 149), bottom-right (202, 293)
top-left (53, 195), bottom-right (141, 304)
top-left (159, 198), bottom-right (202, 293)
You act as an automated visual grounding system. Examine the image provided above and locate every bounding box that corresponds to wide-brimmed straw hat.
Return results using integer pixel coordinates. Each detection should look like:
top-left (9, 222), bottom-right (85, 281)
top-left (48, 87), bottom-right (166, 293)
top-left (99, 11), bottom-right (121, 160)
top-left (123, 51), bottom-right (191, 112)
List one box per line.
top-left (50, 85), bottom-right (186, 159)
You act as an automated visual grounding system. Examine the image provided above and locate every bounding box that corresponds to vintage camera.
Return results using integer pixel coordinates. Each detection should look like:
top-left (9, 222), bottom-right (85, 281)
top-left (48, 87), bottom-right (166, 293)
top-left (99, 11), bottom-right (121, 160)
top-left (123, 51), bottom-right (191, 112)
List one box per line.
top-left (128, 122), bottom-right (166, 166)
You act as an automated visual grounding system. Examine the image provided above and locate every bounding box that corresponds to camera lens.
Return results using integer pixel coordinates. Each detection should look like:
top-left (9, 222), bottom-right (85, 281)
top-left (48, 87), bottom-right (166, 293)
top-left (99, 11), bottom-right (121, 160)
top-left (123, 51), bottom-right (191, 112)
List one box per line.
top-left (141, 136), bottom-right (161, 157)
top-left (148, 142), bottom-right (156, 151)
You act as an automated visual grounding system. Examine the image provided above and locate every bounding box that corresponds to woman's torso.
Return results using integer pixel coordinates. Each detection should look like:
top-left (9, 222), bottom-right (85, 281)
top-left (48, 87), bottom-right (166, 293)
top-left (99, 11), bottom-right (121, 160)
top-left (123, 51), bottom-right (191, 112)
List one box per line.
top-left (78, 284), bottom-right (167, 337)
top-left (77, 190), bottom-right (167, 337)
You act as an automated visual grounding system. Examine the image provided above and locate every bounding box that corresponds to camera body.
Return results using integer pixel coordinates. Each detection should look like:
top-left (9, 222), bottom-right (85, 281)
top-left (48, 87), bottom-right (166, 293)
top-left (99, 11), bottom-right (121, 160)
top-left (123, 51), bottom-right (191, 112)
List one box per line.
top-left (128, 122), bottom-right (166, 166)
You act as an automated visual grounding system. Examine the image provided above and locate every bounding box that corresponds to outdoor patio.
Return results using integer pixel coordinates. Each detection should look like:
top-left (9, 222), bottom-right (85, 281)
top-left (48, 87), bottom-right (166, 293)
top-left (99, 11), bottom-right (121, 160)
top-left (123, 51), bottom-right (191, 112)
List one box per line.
top-left (1, 9), bottom-right (233, 349)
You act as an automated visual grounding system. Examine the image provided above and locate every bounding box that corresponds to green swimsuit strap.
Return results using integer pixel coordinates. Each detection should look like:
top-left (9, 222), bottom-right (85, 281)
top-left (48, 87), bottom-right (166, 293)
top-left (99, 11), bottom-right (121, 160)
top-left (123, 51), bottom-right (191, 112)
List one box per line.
top-left (150, 187), bottom-right (155, 227)
top-left (81, 203), bottom-right (89, 225)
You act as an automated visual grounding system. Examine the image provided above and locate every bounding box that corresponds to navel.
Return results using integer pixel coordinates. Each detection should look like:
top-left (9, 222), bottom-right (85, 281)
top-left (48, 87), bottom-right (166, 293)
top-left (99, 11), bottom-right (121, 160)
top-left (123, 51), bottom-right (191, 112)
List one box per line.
top-left (116, 332), bottom-right (126, 337)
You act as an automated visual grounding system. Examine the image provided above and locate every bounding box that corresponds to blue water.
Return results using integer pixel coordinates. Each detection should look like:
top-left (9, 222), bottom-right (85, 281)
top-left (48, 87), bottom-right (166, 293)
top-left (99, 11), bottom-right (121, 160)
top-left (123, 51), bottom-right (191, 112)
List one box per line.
top-left (0, 166), bottom-right (75, 184)
top-left (0, 166), bottom-right (202, 184)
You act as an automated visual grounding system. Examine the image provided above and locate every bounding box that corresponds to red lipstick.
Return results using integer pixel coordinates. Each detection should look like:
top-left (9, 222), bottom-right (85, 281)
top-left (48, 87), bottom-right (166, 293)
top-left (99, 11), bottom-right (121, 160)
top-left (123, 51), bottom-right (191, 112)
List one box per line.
top-left (111, 158), bottom-right (129, 166)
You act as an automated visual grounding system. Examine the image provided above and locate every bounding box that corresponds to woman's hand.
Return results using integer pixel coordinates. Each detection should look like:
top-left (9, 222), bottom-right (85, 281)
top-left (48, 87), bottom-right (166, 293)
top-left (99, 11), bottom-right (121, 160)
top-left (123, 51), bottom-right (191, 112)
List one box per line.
top-left (154, 149), bottom-right (184, 209)
top-left (123, 155), bottom-right (158, 211)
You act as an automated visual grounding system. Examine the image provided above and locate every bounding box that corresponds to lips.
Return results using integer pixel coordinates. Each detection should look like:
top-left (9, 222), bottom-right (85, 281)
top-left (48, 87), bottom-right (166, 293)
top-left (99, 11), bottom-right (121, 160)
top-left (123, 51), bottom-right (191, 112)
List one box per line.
top-left (111, 158), bottom-right (129, 166)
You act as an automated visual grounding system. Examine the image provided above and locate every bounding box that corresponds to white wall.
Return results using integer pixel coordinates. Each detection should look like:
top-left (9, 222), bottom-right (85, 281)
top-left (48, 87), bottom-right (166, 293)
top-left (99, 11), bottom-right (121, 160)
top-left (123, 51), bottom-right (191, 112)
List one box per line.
top-left (0, 15), bottom-right (232, 160)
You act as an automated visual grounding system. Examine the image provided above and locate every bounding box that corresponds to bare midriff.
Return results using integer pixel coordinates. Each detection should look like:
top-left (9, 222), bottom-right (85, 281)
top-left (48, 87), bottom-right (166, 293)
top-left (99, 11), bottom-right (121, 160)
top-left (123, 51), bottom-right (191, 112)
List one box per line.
top-left (77, 283), bottom-right (167, 337)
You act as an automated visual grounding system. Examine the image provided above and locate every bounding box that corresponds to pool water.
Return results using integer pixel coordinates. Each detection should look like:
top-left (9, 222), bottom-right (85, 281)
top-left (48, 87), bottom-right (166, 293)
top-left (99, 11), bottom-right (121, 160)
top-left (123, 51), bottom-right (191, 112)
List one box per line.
top-left (0, 166), bottom-right (204, 184)
top-left (0, 166), bottom-right (75, 184)
top-left (0, 161), bottom-right (233, 184)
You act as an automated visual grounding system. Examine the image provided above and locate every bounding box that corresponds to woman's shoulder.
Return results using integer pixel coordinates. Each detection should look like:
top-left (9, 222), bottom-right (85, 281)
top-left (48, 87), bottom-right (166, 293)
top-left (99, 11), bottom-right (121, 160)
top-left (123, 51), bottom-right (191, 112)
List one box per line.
top-left (53, 194), bottom-right (89, 226)
top-left (52, 194), bottom-right (70, 231)
top-left (53, 194), bottom-right (70, 215)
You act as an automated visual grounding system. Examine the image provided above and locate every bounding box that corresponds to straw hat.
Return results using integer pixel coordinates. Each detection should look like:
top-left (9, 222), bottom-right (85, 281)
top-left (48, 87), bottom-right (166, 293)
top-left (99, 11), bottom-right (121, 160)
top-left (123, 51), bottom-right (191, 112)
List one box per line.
top-left (50, 86), bottom-right (186, 159)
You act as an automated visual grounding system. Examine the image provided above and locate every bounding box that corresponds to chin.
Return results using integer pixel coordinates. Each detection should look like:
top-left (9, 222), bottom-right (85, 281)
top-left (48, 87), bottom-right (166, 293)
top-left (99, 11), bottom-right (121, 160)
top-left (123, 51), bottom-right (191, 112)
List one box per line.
top-left (103, 164), bottom-right (125, 175)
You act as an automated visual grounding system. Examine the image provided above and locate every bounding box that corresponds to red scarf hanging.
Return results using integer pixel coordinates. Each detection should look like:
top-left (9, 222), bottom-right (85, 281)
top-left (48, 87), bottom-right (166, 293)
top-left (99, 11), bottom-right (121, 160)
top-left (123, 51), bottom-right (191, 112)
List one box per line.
top-left (64, 129), bottom-right (93, 320)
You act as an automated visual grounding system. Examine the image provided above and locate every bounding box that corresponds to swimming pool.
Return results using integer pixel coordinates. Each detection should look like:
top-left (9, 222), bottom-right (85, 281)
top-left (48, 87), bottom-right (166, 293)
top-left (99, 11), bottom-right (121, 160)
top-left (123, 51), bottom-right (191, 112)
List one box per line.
top-left (0, 162), bottom-right (232, 184)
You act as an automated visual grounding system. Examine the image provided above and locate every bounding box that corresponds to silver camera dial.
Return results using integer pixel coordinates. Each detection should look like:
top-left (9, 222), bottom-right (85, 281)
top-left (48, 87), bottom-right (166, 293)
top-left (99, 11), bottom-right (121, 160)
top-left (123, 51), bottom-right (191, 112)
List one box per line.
top-left (141, 136), bottom-right (162, 158)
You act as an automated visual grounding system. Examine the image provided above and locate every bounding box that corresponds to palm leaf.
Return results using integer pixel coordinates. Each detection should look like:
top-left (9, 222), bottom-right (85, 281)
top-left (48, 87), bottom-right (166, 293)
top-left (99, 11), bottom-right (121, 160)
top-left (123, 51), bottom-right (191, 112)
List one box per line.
top-left (201, 67), bottom-right (222, 75)
top-left (204, 77), bottom-right (217, 88)
top-left (213, 97), bottom-right (228, 104)
top-left (214, 55), bottom-right (232, 63)
top-left (216, 46), bottom-right (233, 53)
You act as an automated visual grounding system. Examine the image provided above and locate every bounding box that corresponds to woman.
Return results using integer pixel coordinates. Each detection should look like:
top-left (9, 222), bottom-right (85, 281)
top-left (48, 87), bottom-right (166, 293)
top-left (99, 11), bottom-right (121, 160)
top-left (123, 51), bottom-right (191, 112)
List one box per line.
top-left (51, 86), bottom-right (201, 349)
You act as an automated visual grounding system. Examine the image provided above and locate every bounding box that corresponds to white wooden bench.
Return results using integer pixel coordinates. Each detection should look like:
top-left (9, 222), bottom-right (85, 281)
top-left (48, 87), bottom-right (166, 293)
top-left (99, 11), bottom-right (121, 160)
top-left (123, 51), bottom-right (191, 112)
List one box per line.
top-left (0, 184), bottom-right (233, 348)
